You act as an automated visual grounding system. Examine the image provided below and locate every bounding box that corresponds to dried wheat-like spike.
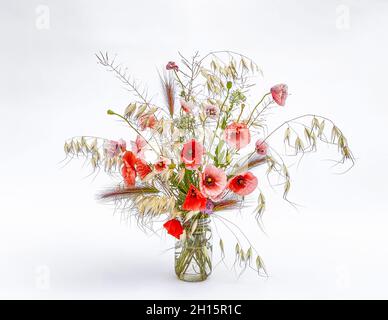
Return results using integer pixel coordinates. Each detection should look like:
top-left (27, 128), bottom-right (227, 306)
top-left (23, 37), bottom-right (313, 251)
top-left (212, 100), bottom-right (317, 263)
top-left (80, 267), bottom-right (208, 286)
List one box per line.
top-left (63, 136), bottom-right (126, 174)
top-left (234, 243), bottom-right (244, 269)
top-left (89, 138), bottom-right (97, 151)
top-left (63, 142), bottom-right (70, 154)
top-left (167, 198), bottom-right (176, 213)
top-left (239, 249), bottom-right (245, 264)
top-left (135, 104), bottom-right (147, 119)
top-left (256, 255), bottom-right (267, 276)
top-left (240, 57), bottom-right (249, 72)
top-left (311, 116), bottom-right (319, 130)
top-left (99, 185), bottom-right (159, 200)
top-left (331, 125), bottom-right (340, 143)
top-left (284, 127), bottom-right (291, 145)
top-left (318, 120), bottom-right (325, 137)
top-left (219, 239), bottom-right (225, 259)
top-left (160, 72), bottom-right (176, 118)
top-left (213, 199), bottom-right (241, 212)
top-left (247, 156), bottom-right (267, 170)
top-left (283, 179), bottom-right (291, 199)
top-left (246, 247), bottom-right (253, 264)
top-left (266, 156), bottom-right (276, 174)
top-left (294, 136), bottom-right (304, 153)
top-left (304, 127), bottom-right (312, 144)
top-left (124, 103), bottom-right (137, 118)
top-left (255, 192), bottom-right (266, 220)
top-left (210, 60), bottom-right (218, 72)
top-left (342, 146), bottom-right (352, 160)
top-left (235, 243), bottom-right (240, 256)
top-left (282, 165), bottom-right (290, 179)
top-left (135, 195), bottom-right (171, 218)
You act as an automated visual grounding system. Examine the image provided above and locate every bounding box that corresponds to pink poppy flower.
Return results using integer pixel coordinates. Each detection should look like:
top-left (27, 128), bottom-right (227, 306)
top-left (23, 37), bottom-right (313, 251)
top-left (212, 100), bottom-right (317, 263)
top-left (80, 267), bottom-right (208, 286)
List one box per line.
top-left (131, 135), bottom-right (147, 159)
top-left (255, 140), bottom-right (268, 156)
top-left (227, 172), bottom-right (258, 196)
top-left (103, 139), bottom-right (126, 158)
top-left (180, 139), bottom-right (205, 170)
top-left (138, 114), bottom-right (157, 130)
top-left (180, 99), bottom-right (194, 114)
top-left (166, 61), bottom-right (179, 72)
top-left (270, 84), bottom-right (288, 106)
top-left (204, 104), bottom-right (219, 119)
top-left (200, 165), bottom-right (227, 199)
top-left (154, 157), bottom-right (171, 173)
top-left (224, 122), bottom-right (251, 150)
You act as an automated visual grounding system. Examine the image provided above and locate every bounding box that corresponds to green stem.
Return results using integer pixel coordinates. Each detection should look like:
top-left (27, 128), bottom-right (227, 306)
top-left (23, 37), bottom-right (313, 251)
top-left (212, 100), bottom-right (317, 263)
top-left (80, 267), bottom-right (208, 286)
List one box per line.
top-left (174, 70), bottom-right (187, 92)
top-left (236, 104), bottom-right (246, 123)
top-left (247, 92), bottom-right (271, 125)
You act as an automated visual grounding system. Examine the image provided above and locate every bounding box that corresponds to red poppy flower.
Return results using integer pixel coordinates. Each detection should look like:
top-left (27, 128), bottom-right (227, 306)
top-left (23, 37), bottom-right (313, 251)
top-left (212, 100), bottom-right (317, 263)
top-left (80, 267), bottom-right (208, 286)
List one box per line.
top-left (135, 158), bottom-right (152, 180)
top-left (182, 184), bottom-right (207, 211)
top-left (180, 139), bottom-right (205, 170)
top-left (227, 172), bottom-right (258, 196)
top-left (270, 84), bottom-right (288, 106)
top-left (122, 166), bottom-right (136, 186)
top-left (121, 151), bottom-right (137, 186)
top-left (122, 150), bottom-right (136, 167)
top-left (166, 61), bottom-right (179, 72)
top-left (163, 219), bottom-right (184, 239)
top-left (224, 122), bottom-right (251, 150)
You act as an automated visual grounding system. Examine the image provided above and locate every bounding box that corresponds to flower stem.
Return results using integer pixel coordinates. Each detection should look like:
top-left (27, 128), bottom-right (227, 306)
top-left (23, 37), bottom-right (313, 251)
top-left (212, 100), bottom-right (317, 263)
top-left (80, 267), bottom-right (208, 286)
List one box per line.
top-left (247, 92), bottom-right (271, 125)
top-left (174, 70), bottom-right (187, 92)
top-left (236, 104), bottom-right (246, 123)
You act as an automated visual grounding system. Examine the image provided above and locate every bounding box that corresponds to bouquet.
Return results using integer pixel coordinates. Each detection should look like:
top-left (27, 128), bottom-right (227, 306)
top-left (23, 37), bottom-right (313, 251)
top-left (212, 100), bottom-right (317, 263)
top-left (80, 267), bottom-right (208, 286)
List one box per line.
top-left (64, 51), bottom-right (354, 282)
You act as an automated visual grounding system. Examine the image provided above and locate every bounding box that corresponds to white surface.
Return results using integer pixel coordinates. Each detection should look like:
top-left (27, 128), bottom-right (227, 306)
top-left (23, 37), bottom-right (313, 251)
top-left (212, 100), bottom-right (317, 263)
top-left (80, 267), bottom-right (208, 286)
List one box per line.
top-left (1, 0), bottom-right (388, 299)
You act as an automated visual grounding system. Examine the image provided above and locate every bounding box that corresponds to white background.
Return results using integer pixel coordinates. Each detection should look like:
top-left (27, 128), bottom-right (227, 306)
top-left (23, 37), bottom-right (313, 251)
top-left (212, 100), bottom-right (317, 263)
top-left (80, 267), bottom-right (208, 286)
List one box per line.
top-left (1, 0), bottom-right (388, 299)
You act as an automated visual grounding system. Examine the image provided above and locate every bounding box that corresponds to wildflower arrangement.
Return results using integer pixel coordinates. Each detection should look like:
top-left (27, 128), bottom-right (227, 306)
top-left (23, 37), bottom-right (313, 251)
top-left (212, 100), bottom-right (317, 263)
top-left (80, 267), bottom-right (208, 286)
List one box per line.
top-left (64, 51), bottom-right (354, 281)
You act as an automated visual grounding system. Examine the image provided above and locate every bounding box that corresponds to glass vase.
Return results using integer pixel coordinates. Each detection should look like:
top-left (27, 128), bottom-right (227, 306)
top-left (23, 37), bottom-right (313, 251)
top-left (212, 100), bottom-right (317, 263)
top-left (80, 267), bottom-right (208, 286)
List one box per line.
top-left (174, 217), bottom-right (212, 282)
